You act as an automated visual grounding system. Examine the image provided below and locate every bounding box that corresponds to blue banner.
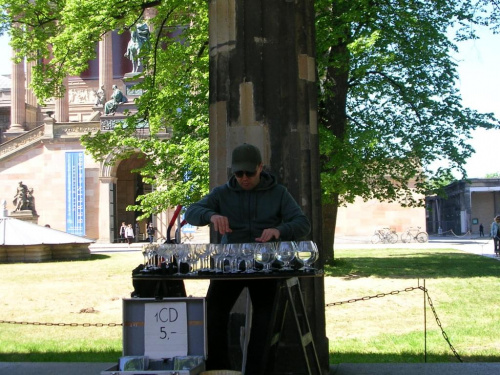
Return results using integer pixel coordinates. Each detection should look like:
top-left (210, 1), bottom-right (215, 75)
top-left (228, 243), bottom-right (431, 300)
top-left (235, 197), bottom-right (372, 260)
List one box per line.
top-left (65, 152), bottom-right (85, 236)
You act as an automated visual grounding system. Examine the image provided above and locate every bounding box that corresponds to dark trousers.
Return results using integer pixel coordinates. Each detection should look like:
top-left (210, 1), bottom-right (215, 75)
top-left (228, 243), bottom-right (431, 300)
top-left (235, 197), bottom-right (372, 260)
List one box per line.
top-left (205, 279), bottom-right (278, 374)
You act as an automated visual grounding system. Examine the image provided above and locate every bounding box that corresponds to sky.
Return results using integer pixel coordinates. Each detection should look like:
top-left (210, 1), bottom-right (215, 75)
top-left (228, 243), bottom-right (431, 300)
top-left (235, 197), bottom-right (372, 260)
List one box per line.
top-left (0, 28), bottom-right (499, 178)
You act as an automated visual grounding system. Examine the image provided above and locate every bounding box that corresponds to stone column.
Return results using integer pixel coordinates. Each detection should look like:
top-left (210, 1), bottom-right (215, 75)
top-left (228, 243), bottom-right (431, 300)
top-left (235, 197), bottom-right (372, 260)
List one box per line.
top-left (209, 0), bottom-right (327, 372)
top-left (25, 61), bottom-right (37, 106)
top-left (55, 76), bottom-right (69, 122)
top-left (8, 48), bottom-right (26, 133)
top-left (208, 0), bottom-right (321, 235)
top-left (99, 31), bottom-right (114, 99)
top-left (1, 199), bottom-right (7, 218)
top-left (25, 60), bottom-right (39, 130)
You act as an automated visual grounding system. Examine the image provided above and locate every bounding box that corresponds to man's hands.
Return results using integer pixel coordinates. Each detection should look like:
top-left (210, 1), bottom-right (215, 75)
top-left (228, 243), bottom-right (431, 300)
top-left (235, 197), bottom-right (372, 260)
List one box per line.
top-left (210, 214), bottom-right (232, 235)
top-left (255, 228), bottom-right (280, 242)
top-left (210, 214), bottom-right (280, 242)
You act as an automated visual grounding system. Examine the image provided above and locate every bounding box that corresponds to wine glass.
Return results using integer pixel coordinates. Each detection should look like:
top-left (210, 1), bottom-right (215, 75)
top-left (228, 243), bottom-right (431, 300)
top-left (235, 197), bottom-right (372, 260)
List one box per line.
top-left (210, 244), bottom-right (225, 273)
top-left (240, 243), bottom-right (256, 273)
top-left (254, 242), bottom-right (276, 273)
top-left (276, 241), bottom-right (297, 271)
top-left (185, 244), bottom-right (200, 275)
top-left (296, 241), bottom-right (319, 271)
top-left (150, 244), bottom-right (160, 269)
top-left (143, 243), bottom-right (157, 269)
top-left (196, 244), bottom-right (211, 272)
top-left (173, 244), bottom-right (188, 275)
top-left (142, 244), bottom-right (149, 268)
top-left (223, 243), bottom-right (242, 273)
top-left (163, 243), bottom-right (176, 266)
top-left (157, 243), bottom-right (174, 271)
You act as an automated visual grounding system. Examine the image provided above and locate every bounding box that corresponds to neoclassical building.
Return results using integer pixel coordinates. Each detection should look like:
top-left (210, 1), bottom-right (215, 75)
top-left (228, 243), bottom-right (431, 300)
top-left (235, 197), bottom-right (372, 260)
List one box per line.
top-left (0, 31), bottom-right (426, 244)
top-left (0, 29), bottom-right (177, 243)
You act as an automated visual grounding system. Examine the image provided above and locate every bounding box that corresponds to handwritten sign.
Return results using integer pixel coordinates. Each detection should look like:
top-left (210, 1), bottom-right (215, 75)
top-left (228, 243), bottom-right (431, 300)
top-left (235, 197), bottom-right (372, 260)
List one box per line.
top-left (144, 302), bottom-right (188, 358)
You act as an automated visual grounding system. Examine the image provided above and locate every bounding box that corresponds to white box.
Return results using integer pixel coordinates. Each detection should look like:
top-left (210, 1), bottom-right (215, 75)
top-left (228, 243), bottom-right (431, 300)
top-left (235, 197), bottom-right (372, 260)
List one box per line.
top-left (102, 297), bottom-right (206, 375)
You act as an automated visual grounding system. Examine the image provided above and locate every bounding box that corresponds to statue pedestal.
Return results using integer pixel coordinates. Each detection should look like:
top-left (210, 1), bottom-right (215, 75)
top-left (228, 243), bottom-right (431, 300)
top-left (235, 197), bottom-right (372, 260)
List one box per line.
top-left (123, 74), bottom-right (144, 99)
top-left (124, 72), bottom-right (142, 79)
top-left (9, 210), bottom-right (39, 225)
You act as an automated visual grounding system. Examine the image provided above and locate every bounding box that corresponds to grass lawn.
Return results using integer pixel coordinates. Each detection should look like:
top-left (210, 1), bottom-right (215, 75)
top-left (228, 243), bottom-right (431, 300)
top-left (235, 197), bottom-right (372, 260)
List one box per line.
top-left (325, 248), bottom-right (500, 363)
top-left (0, 247), bottom-right (498, 364)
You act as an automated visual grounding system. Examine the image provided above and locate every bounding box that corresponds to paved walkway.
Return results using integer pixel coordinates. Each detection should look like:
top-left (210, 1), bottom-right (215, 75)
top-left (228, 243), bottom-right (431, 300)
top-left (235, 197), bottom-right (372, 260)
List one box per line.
top-left (2, 361), bottom-right (500, 375)
top-left (2, 235), bottom-right (498, 374)
top-left (335, 234), bottom-right (499, 259)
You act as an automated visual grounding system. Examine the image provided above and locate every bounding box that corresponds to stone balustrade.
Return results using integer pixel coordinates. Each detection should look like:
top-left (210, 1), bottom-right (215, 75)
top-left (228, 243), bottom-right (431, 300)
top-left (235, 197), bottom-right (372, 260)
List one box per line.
top-left (0, 117), bottom-right (171, 161)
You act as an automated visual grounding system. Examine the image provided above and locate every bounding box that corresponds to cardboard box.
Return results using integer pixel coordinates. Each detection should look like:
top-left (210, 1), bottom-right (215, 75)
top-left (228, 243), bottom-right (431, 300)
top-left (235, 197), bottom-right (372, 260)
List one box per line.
top-left (102, 297), bottom-right (206, 375)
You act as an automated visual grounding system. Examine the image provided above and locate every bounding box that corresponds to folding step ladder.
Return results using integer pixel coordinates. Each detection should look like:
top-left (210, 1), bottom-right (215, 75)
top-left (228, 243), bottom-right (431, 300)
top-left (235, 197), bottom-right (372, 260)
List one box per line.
top-left (265, 277), bottom-right (322, 375)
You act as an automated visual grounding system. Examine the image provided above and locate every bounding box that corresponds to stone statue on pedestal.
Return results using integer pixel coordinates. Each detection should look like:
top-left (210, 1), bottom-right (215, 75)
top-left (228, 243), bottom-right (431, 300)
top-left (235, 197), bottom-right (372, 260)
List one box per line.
top-left (12, 181), bottom-right (36, 214)
top-left (124, 22), bottom-right (151, 74)
top-left (94, 85), bottom-right (106, 106)
top-left (13, 181), bottom-right (28, 211)
top-left (104, 85), bottom-right (128, 115)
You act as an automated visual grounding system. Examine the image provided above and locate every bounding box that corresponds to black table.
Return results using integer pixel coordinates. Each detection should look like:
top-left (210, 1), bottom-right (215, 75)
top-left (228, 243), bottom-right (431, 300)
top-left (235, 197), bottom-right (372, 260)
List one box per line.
top-left (132, 270), bottom-right (324, 375)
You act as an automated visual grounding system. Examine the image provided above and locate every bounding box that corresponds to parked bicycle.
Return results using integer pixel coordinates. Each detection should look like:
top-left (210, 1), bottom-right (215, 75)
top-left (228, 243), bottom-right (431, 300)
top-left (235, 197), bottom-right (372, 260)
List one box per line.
top-left (401, 226), bottom-right (428, 243)
top-left (371, 227), bottom-right (398, 244)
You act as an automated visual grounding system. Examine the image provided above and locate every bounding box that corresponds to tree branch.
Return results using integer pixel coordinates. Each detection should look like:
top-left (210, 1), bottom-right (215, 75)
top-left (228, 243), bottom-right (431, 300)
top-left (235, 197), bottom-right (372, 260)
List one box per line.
top-left (365, 70), bottom-right (423, 123)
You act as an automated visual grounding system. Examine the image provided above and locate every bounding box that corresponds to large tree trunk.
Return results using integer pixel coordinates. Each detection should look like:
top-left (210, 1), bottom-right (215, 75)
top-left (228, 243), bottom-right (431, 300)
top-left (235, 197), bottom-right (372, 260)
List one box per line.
top-left (318, 5), bottom-right (351, 262)
top-left (322, 197), bottom-right (339, 263)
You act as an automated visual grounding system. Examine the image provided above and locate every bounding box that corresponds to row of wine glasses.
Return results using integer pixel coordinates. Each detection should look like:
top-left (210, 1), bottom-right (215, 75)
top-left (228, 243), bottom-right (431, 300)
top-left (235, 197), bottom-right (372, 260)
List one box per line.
top-left (141, 241), bottom-right (318, 274)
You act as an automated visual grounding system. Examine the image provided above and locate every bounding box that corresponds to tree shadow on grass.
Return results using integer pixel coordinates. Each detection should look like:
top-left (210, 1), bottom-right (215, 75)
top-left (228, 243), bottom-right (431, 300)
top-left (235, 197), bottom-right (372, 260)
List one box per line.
top-left (325, 252), bottom-right (500, 279)
top-left (0, 350), bottom-right (120, 362)
top-left (41, 254), bottom-right (111, 265)
top-left (86, 254), bottom-right (110, 261)
top-left (328, 351), bottom-right (500, 364)
top-left (2, 350), bottom-right (499, 366)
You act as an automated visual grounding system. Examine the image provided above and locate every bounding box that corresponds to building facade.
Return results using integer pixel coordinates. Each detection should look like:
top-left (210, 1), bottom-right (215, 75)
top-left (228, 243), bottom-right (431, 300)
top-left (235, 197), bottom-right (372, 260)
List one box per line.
top-left (0, 29), bottom-right (179, 243)
top-left (426, 178), bottom-right (500, 235)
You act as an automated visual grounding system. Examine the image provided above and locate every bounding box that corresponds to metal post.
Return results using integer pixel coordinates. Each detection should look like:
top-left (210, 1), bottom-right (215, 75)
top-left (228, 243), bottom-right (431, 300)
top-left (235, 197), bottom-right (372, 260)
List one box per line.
top-left (423, 278), bottom-right (427, 363)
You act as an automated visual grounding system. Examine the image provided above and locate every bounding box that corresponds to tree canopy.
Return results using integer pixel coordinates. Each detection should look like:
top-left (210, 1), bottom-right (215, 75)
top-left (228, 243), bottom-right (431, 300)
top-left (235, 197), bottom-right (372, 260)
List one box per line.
top-left (315, 0), bottom-right (498, 208)
top-left (1, 0), bottom-right (499, 239)
top-left (1, 0), bottom-right (211, 218)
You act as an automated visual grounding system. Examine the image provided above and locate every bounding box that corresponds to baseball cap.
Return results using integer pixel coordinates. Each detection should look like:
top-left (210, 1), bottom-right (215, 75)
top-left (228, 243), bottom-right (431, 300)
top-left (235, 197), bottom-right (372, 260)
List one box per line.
top-left (231, 143), bottom-right (262, 173)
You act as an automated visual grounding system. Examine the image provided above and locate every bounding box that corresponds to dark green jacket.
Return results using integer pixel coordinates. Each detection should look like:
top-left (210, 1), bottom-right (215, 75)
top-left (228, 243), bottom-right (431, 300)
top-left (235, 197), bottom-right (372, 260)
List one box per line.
top-left (184, 172), bottom-right (311, 243)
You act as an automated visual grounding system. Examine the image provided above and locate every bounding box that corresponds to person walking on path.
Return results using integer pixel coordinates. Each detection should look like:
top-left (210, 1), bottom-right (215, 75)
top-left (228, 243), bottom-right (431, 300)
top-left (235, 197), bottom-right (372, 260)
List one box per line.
top-left (119, 222), bottom-right (127, 243)
top-left (490, 216), bottom-right (500, 257)
top-left (125, 223), bottom-right (135, 245)
top-left (479, 223), bottom-right (484, 237)
top-left (147, 222), bottom-right (155, 244)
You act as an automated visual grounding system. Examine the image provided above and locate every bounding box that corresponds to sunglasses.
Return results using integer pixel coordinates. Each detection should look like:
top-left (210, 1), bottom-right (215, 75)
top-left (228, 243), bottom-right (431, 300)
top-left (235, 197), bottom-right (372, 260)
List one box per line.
top-left (234, 170), bottom-right (258, 178)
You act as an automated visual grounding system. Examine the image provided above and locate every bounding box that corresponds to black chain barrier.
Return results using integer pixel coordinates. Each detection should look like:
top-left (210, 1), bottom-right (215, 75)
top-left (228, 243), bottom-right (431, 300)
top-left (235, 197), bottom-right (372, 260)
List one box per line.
top-left (421, 286), bottom-right (463, 362)
top-left (0, 284), bottom-right (463, 362)
top-left (0, 320), bottom-right (121, 327)
top-left (326, 284), bottom-right (463, 363)
top-left (325, 286), bottom-right (421, 306)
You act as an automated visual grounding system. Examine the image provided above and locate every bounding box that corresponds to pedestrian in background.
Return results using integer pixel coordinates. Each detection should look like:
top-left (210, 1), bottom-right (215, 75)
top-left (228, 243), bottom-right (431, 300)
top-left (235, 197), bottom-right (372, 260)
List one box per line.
top-left (125, 223), bottom-right (134, 245)
top-left (119, 221), bottom-right (127, 243)
top-left (490, 216), bottom-right (500, 257)
top-left (147, 222), bottom-right (155, 244)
